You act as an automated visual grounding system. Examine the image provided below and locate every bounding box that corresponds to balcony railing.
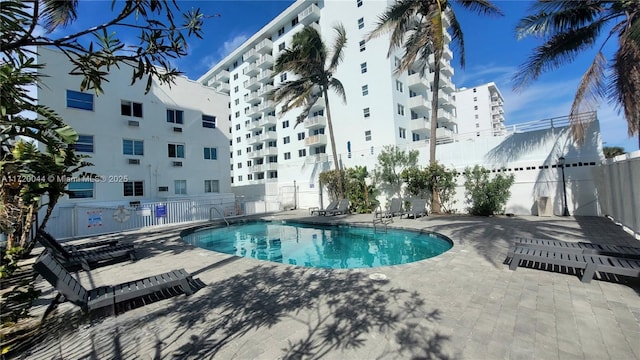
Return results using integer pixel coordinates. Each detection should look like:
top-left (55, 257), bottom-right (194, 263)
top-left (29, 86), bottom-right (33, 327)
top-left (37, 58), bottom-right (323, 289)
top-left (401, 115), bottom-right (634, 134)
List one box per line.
top-left (243, 48), bottom-right (258, 62)
top-left (305, 153), bottom-right (329, 164)
top-left (214, 70), bottom-right (230, 82)
top-left (304, 134), bottom-right (327, 146)
top-left (298, 4), bottom-right (320, 25)
top-left (244, 91), bottom-right (260, 103)
top-left (256, 54), bottom-right (274, 69)
top-left (258, 115), bottom-right (276, 127)
top-left (243, 77), bottom-right (258, 89)
top-left (304, 115), bottom-right (326, 129)
top-left (215, 82), bottom-right (230, 94)
top-left (408, 95), bottom-right (429, 111)
top-left (242, 63), bottom-right (259, 76)
top-left (258, 69), bottom-right (273, 83)
top-left (255, 38), bottom-right (273, 54)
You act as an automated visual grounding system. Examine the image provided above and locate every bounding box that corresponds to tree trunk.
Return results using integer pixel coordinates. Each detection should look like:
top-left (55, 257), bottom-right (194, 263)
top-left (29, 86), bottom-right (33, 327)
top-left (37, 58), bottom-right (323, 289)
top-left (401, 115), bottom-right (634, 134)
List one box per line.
top-left (323, 87), bottom-right (345, 199)
top-left (429, 55), bottom-right (442, 214)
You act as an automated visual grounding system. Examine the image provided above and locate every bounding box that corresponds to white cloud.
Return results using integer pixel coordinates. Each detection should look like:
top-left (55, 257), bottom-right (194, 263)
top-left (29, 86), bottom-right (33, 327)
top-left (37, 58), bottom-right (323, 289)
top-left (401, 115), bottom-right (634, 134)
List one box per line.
top-left (220, 34), bottom-right (249, 58)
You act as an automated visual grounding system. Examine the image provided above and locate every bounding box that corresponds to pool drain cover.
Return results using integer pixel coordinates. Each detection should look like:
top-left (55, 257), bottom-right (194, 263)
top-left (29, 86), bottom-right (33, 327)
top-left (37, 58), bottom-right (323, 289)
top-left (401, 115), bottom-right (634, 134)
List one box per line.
top-left (369, 273), bottom-right (387, 281)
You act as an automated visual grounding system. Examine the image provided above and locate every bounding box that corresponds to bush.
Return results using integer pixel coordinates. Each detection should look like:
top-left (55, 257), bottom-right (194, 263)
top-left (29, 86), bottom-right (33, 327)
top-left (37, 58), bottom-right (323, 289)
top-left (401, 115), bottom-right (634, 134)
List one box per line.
top-left (401, 163), bottom-right (458, 213)
top-left (463, 165), bottom-right (515, 216)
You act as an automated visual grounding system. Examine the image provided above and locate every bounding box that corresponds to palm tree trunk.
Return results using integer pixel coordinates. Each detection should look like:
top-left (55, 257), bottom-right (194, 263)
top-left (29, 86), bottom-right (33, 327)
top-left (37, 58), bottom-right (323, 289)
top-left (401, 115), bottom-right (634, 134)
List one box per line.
top-left (323, 87), bottom-right (345, 199)
top-left (429, 56), bottom-right (442, 214)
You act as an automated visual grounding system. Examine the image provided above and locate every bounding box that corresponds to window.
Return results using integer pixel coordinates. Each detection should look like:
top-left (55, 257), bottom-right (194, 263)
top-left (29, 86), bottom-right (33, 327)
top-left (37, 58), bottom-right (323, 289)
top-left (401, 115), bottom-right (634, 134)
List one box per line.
top-left (168, 144), bottom-right (185, 158)
top-left (204, 147), bottom-right (217, 160)
top-left (237, 162), bottom-right (242, 169)
top-left (202, 115), bottom-right (216, 128)
top-left (123, 139), bottom-right (144, 155)
top-left (474, 105), bottom-right (478, 110)
top-left (268, 156), bottom-right (277, 163)
top-left (397, 104), bottom-right (405, 116)
top-left (67, 182), bottom-right (93, 198)
top-left (72, 135), bottom-right (94, 153)
top-left (121, 100), bottom-right (142, 117)
top-left (473, 97), bottom-right (477, 102)
top-left (123, 181), bottom-right (144, 197)
top-left (396, 80), bottom-right (404, 93)
top-left (357, 0), bottom-right (363, 7)
top-left (297, 132), bottom-right (305, 140)
top-left (278, 27), bottom-right (285, 36)
top-left (204, 180), bottom-right (219, 193)
top-left (279, 42), bottom-right (286, 51)
top-left (238, 175), bottom-right (243, 182)
top-left (280, 73), bottom-right (287, 82)
top-left (283, 136), bottom-right (290, 144)
top-left (233, 73), bottom-right (239, 80)
top-left (245, 133), bottom-right (251, 139)
top-left (246, 147), bottom-right (252, 153)
top-left (291, 17), bottom-right (299, 26)
top-left (247, 174), bottom-right (253, 181)
top-left (235, 124), bottom-right (241, 130)
top-left (394, 57), bottom-right (401, 68)
top-left (234, 99), bottom-right (240, 105)
top-left (362, 85), bottom-right (368, 96)
top-left (236, 137), bottom-right (241, 143)
top-left (284, 152), bottom-right (291, 160)
top-left (412, 133), bottom-right (421, 141)
top-left (365, 130), bottom-right (371, 141)
top-left (282, 120), bottom-right (289, 128)
top-left (475, 114), bottom-right (479, 119)
top-left (174, 180), bottom-right (187, 195)
top-left (237, 150), bottom-right (241, 156)
top-left (476, 123), bottom-right (480, 128)
top-left (360, 62), bottom-right (367, 73)
top-left (357, 17), bottom-right (364, 29)
top-left (363, 107), bottom-right (370, 118)
top-left (234, 86), bottom-right (239, 93)
top-left (298, 149), bottom-right (307, 157)
top-left (399, 127), bottom-right (406, 139)
top-left (247, 160), bottom-right (253, 167)
top-left (235, 111), bottom-right (240, 118)
top-left (359, 40), bottom-right (366, 52)
top-left (473, 88), bottom-right (477, 93)
top-left (66, 90), bottom-right (93, 111)
top-left (166, 109), bottom-right (184, 124)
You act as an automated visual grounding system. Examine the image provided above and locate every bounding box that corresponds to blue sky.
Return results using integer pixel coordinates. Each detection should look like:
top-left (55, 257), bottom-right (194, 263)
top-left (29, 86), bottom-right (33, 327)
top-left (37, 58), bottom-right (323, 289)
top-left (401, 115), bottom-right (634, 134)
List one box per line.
top-left (58, 0), bottom-right (637, 151)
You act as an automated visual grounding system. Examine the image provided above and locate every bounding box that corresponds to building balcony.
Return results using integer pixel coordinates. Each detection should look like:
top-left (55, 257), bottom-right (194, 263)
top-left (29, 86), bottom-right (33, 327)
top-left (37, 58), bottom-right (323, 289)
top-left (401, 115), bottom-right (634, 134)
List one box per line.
top-left (308, 22), bottom-right (321, 33)
top-left (407, 73), bottom-right (428, 91)
top-left (436, 127), bottom-right (454, 140)
top-left (243, 48), bottom-right (258, 62)
top-left (261, 147), bottom-right (278, 157)
top-left (304, 115), bottom-right (326, 129)
top-left (408, 95), bottom-right (429, 112)
top-left (443, 31), bottom-right (452, 44)
top-left (207, 77), bottom-right (220, 87)
top-left (245, 105), bottom-right (261, 117)
top-left (244, 77), bottom-right (260, 90)
top-left (248, 135), bottom-right (262, 145)
top-left (442, 47), bottom-right (453, 60)
top-left (215, 82), bottom-right (230, 94)
top-left (258, 100), bottom-right (275, 113)
top-left (258, 69), bottom-right (274, 83)
top-left (258, 84), bottom-right (274, 98)
top-left (247, 149), bottom-right (262, 159)
top-left (214, 70), bottom-right (230, 82)
top-left (256, 54), bottom-right (274, 69)
top-left (255, 38), bottom-right (273, 54)
top-left (440, 61), bottom-right (454, 77)
top-left (491, 108), bottom-right (504, 116)
top-left (298, 4), bottom-right (320, 25)
top-left (439, 76), bottom-right (455, 94)
top-left (305, 134), bottom-right (327, 146)
top-left (305, 153), bottom-right (329, 164)
top-left (249, 164), bottom-right (264, 173)
top-left (411, 117), bottom-right (430, 135)
top-left (244, 90), bottom-right (260, 104)
top-left (437, 109), bottom-right (454, 123)
top-left (258, 115), bottom-right (276, 127)
top-left (243, 63), bottom-right (260, 76)
top-left (246, 119), bottom-right (261, 131)
top-left (257, 131), bottom-right (277, 142)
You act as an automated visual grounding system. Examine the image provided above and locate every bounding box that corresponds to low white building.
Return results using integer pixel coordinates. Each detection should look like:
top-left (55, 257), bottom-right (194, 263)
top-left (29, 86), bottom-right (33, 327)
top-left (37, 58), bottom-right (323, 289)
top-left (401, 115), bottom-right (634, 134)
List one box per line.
top-left (36, 47), bottom-right (232, 208)
top-left (454, 82), bottom-right (506, 137)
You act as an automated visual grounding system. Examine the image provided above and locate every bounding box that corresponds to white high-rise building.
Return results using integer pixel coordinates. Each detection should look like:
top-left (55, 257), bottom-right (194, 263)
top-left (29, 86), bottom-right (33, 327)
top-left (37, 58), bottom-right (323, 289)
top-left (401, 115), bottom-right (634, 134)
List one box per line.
top-left (454, 82), bottom-right (506, 137)
top-left (197, 0), bottom-right (457, 207)
top-left (37, 47), bottom-right (232, 206)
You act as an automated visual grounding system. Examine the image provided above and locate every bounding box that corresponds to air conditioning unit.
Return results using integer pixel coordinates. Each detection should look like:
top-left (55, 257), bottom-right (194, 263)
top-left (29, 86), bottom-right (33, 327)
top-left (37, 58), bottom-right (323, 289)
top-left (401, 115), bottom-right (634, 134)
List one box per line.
top-left (128, 158), bottom-right (140, 165)
top-left (128, 120), bottom-right (140, 127)
top-left (158, 186), bottom-right (169, 192)
top-left (173, 127), bottom-right (183, 133)
top-left (172, 161), bottom-right (183, 167)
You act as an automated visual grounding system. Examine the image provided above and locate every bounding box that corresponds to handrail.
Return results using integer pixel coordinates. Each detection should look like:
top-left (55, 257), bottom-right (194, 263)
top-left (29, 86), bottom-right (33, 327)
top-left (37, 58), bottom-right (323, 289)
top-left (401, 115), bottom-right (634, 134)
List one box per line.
top-left (209, 206), bottom-right (229, 226)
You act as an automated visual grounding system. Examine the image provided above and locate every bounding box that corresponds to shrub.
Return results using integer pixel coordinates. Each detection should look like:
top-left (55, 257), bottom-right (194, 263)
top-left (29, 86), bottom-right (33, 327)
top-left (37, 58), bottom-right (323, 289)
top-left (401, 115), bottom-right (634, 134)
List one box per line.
top-left (401, 163), bottom-right (458, 213)
top-left (463, 165), bottom-right (515, 216)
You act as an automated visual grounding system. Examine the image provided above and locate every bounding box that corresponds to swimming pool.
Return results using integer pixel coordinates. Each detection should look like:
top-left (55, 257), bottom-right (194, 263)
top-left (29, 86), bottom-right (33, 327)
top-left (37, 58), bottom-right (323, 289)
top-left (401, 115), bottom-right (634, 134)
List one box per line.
top-left (181, 221), bottom-right (453, 269)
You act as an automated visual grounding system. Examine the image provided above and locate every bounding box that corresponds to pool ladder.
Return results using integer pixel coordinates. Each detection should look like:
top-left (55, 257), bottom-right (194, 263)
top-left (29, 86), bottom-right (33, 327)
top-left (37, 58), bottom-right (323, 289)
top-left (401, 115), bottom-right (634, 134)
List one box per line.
top-left (372, 208), bottom-right (393, 232)
top-left (209, 207), bottom-right (229, 226)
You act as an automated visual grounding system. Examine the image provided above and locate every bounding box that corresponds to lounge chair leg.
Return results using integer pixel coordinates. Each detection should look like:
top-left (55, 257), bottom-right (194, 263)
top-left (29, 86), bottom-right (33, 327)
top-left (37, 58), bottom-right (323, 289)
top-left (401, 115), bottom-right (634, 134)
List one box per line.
top-left (181, 278), bottom-right (193, 296)
top-left (42, 293), bottom-right (63, 321)
top-left (581, 264), bottom-right (596, 283)
top-left (509, 256), bottom-right (521, 270)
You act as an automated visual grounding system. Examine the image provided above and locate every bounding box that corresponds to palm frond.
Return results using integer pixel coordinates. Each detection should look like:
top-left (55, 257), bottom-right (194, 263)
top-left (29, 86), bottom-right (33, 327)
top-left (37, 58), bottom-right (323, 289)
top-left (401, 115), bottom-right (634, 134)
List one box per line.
top-left (513, 22), bottom-right (604, 91)
top-left (327, 23), bottom-right (347, 73)
top-left (569, 51), bottom-right (607, 143)
top-left (609, 35), bottom-right (640, 137)
top-left (453, 0), bottom-right (503, 17)
top-left (39, 0), bottom-right (79, 32)
top-left (446, 9), bottom-right (465, 68)
top-left (366, 0), bottom-right (416, 44)
top-left (328, 78), bottom-right (346, 104)
top-left (516, 1), bottom-right (603, 39)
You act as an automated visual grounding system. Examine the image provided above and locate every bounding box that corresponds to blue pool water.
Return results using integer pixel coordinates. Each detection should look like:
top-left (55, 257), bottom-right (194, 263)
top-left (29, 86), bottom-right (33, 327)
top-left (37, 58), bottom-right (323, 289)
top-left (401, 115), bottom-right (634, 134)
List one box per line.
top-left (181, 221), bottom-right (453, 269)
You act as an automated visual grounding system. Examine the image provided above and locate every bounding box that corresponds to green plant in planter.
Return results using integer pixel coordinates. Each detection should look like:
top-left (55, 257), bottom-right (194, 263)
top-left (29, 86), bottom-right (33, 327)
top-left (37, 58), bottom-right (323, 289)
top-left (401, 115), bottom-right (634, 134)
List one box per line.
top-left (463, 165), bottom-right (515, 216)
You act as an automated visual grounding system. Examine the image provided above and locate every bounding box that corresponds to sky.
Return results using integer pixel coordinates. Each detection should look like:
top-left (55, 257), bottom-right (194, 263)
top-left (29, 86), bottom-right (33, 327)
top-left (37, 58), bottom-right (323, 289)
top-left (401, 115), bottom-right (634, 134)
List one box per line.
top-left (50, 0), bottom-right (638, 152)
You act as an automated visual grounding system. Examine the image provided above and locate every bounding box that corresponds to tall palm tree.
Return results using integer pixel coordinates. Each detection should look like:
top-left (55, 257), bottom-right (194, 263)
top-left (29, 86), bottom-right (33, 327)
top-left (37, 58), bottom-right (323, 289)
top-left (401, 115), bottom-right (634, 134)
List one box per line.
top-left (514, 1), bottom-right (640, 148)
top-left (367, 0), bottom-right (502, 213)
top-left (270, 24), bottom-right (348, 198)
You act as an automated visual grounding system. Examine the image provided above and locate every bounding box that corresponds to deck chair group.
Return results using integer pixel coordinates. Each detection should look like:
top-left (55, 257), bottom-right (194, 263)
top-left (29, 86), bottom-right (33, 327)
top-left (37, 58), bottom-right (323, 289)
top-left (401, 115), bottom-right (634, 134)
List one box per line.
top-left (507, 237), bottom-right (640, 283)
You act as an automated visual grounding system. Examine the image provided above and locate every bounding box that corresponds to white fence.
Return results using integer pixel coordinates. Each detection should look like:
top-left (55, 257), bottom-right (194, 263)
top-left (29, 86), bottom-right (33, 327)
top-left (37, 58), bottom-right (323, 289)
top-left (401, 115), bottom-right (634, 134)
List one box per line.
top-left (595, 150), bottom-right (640, 238)
top-left (43, 195), bottom-right (282, 240)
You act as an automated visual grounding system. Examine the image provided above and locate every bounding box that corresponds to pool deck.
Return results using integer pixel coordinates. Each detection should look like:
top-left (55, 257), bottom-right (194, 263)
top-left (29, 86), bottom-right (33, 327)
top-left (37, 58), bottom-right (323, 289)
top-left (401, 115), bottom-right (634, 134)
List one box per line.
top-left (13, 212), bottom-right (640, 359)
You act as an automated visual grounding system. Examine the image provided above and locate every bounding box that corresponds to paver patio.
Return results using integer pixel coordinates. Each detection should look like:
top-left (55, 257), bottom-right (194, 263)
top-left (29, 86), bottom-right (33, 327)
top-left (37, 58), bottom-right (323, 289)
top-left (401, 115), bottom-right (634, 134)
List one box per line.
top-left (9, 212), bottom-right (640, 359)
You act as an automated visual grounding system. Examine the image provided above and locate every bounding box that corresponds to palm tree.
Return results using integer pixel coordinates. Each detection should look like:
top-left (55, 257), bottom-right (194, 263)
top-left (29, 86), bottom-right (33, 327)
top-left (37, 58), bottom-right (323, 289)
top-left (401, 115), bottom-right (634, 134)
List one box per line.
top-left (270, 24), bottom-right (348, 198)
top-left (367, 0), bottom-right (502, 213)
top-left (603, 146), bottom-right (625, 159)
top-left (514, 1), bottom-right (640, 149)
